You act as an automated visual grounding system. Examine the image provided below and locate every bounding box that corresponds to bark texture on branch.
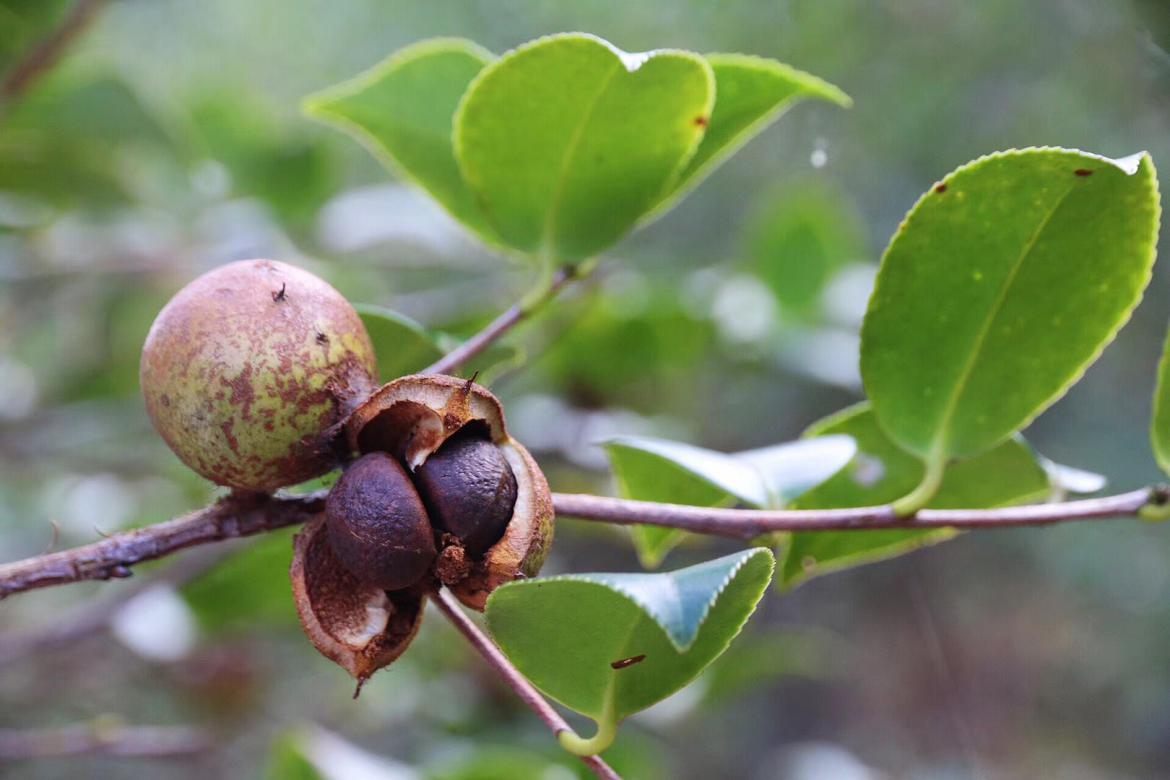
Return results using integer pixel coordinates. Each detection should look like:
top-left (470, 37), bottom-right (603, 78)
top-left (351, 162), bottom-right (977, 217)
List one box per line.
top-left (0, 487), bottom-right (1164, 601)
top-left (0, 491), bottom-right (325, 599)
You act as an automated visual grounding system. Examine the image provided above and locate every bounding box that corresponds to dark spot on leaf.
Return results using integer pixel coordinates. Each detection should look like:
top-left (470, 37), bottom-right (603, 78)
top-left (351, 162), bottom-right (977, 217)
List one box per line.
top-left (934, 184), bottom-right (947, 194)
top-left (611, 654), bottom-right (646, 670)
top-left (1075, 169), bottom-right (1093, 177)
top-left (693, 116), bottom-right (709, 127)
top-left (272, 283), bottom-right (287, 303)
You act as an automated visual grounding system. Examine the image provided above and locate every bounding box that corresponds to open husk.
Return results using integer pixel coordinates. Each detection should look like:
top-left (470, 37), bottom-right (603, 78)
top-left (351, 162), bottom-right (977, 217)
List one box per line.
top-left (345, 374), bottom-right (554, 611)
top-left (290, 516), bottom-right (425, 682)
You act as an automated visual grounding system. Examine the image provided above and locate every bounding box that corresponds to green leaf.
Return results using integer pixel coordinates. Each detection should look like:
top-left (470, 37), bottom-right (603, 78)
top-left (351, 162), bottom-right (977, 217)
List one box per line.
top-left (1039, 457), bottom-right (1107, 496)
top-left (355, 304), bottom-right (445, 381)
top-left (486, 549), bottom-right (773, 755)
top-left (745, 179), bottom-right (867, 317)
top-left (304, 38), bottom-right (499, 244)
top-left (1152, 332), bottom-right (1170, 479)
top-left (264, 735), bottom-right (324, 780)
top-left (781, 404), bottom-right (1052, 589)
top-left (426, 747), bottom-right (576, 780)
top-left (735, 435), bottom-right (857, 506)
top-left (454, 33), bottom-right (714, 263)
top-left (862, 149), bottom-right (1160, 482)
top-left (183, 531), bottom-right (299, 633)
top-left (605, 436), bottom-right (769, 507)
top-left (604, 437), bottom-right (744, 570)
top-left (648, 53), bottom-right (851, 220)
top-left (604, 435), bottom-right (853, 568)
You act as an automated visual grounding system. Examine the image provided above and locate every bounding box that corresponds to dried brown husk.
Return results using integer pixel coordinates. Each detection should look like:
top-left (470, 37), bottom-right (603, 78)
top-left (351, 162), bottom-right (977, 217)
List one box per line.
top-left (345, 374), bottom-right (554, 611)
top-left (290, 516), bottom-right (425, 682)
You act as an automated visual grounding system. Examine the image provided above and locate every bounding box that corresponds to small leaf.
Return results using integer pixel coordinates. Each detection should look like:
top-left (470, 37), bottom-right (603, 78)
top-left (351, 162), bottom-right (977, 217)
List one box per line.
top-left (605, 436), bottom-right (769, 507)
top-left (648, 53), bottom-right (850, 220)
top-left (355, 304), bottom-right (445, 381)
top-left (605, 435), bottom-right (854, 568)
top-left (1040, 457), bottom-right (1107, 496)
top-left (734, 435), bottom-right (857, 506)
top-left (455, 33), bottom-right (714, 263)
top-left (781, 403), bottom-right (1050, 589)
top-left (744, 179), bottom-right (867, 317)
top-left (264, 734), bottom-right (325, 780)
top-left (486, 549), bottom-right (773, 752)
top-left (304, 39), bottom-right (499, 245)
top-left (604, 437), bottom-right (742, 569)
top-left (1152, 331), bottom-right (1170, 479)
top-left (862, 149), bottom-right (1160, 477)
top-left (183, 530), bottom-right (299, 632)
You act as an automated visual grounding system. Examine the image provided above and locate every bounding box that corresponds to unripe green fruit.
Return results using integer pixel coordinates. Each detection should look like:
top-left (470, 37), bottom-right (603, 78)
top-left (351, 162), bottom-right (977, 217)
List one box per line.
top-left (140, 259), bottom-right (378, 492)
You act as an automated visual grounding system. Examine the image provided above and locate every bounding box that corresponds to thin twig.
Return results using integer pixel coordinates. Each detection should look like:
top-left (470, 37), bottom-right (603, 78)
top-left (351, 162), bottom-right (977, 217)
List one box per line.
top-left (422, 265), bottom-right (581, 376)
top-left (550, 487), bottom-right (1163, 538)
top-left (0, 718), bottom-right (210, 760)
top-left (432, 589), bottom-right (622, 780)
top-left (0, 0), bottom-right (109, 103)
top-left (0, 491), bottom-right (325, 599)
top-left (0, 487), bottom-right (1164, 601)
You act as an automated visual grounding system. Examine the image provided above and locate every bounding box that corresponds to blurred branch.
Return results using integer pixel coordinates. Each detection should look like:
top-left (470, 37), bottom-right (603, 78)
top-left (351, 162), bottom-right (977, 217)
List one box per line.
top-left (433, 588), bottom-right (623, 780)
top-left (0, 0), bottom-right (109, 105)
top-left (0, 490), bottom-right (325, 599)
top-left (0, 717), bottom-right (210, 760)
top-left (422, 263), bottom-right (588, 376)
top-left (0, 545), bottom-right (233, 666)
top-left (0, 484), bottom-right (1165, 600)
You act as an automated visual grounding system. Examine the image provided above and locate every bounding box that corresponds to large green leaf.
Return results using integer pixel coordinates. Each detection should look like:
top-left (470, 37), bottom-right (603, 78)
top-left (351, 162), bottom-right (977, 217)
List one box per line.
top-left (604, 435), bottom-right (854, 568)
top-left (454, 33), bottom-right (714, 263)
top-left (781, 404), bottom-right (1052, 589)
top-left (647, 54), bottom-right (850, 220)
top-left (304, 39), bottom-right (499, 244)
top-left (861, 148), bottom-right (1160, 498)
top-left (355, 304), bottom-right (445, 382)
top-left (486, 549), bottom-right (773, 755)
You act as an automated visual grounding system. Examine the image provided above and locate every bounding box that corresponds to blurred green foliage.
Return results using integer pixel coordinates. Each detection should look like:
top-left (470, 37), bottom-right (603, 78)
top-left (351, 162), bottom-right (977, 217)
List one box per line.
top-left (3, 2), bottom-right (1170, 779)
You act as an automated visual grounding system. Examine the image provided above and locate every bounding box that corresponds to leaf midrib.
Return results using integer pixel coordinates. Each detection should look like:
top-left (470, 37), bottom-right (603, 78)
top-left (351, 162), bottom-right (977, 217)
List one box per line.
top-left (929, 180), bottom-right (1080, 459)
top-left (540, 56), bottom-right (623, 255)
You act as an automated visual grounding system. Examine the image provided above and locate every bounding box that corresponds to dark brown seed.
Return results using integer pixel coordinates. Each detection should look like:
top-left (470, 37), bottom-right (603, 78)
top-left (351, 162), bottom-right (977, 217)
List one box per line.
top-left (325, 452), bottom-right (437, 591)
top-left (413, 428), bottom-right (518, 558)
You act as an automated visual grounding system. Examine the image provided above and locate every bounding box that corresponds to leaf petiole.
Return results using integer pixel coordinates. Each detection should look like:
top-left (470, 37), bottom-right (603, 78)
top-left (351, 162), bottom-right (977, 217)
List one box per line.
top-left (890, 455), bottom-right (947, 516)
top-left (558, 686), bottom-right (619, 757)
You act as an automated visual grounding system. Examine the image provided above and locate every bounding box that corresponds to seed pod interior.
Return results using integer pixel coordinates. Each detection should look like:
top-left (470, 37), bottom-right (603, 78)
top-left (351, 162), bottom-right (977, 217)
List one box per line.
top-left (344, 374), bottom-right (555, 611)
top-left (290, 516), bottom-right (425, 682)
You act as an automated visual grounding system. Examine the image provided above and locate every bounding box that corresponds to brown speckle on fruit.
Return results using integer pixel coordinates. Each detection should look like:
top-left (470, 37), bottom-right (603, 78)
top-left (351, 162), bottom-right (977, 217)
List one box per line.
top-left (140, 259), bottom-right (378, 492)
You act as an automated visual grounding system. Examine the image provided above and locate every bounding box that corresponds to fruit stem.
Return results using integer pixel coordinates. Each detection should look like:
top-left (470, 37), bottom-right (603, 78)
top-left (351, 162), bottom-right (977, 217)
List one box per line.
top-left (432, 589), bottom-right (623, 779)
top-left (422, 260), bottom-right (595, 377)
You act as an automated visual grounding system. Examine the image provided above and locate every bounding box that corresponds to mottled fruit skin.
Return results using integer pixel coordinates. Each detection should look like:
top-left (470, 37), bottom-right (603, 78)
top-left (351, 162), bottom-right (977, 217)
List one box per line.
top-left (414, 430), bottom-right (518, 558)
top-left (326, 452), bottom-right (437, 591)
top-left (140, 259), bottom-right (377, 491)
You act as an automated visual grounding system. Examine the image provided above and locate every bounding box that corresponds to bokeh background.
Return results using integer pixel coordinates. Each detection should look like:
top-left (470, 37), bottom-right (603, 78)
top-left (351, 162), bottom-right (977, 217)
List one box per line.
top-left (3, 1), bottom-right (1170, 778)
